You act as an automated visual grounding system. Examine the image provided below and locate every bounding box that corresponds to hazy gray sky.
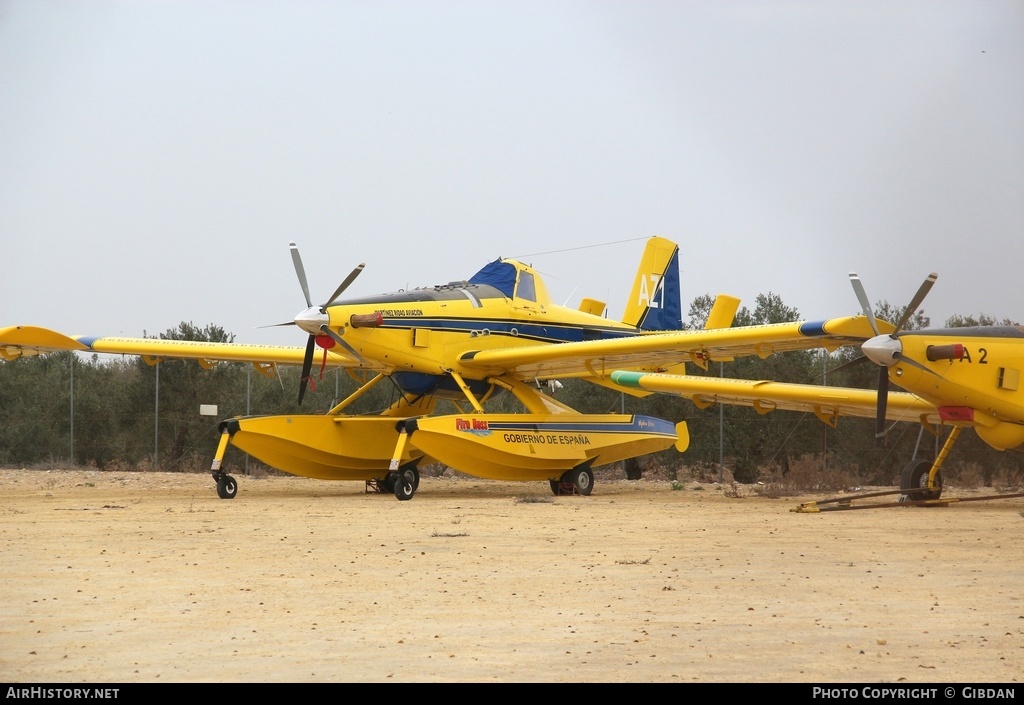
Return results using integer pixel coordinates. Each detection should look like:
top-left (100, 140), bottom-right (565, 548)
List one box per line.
top-left (2, 1), bottom-right (1022, 347)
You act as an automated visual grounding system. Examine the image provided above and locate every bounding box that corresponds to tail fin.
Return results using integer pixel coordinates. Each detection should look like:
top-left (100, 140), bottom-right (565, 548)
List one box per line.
top-left (621, 236), bottom-right (682, 331)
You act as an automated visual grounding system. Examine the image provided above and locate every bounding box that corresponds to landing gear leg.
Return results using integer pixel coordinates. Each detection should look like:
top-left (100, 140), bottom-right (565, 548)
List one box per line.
top-left (386, 423), bottom-right (420, 501)
top-left (210, 427), bottom-right (238, 500)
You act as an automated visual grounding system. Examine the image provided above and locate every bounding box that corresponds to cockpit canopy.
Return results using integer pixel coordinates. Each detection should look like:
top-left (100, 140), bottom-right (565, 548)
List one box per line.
top-left (336, 258), bottom-right (551, 308)
top-left (469, 259), bottom-right (549, 304)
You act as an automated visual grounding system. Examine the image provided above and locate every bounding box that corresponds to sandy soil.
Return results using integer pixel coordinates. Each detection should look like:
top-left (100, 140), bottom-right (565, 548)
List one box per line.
top-left (1, 468), bottom-right (1022, 683)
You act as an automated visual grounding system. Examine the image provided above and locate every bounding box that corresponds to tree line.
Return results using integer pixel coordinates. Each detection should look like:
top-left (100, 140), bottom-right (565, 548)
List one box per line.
top-left (1, 302), bottom-right (1021, 488)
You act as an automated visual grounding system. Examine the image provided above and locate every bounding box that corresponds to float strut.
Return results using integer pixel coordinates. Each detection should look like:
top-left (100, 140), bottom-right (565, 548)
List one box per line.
top-left (388, 425), bottom-right (412, 473)
top-left (210, 428), bottom-right (232, 478)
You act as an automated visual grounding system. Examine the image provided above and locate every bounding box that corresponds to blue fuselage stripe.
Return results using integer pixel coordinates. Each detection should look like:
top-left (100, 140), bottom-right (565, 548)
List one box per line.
top-left (481, 416), bottom-right (675, 436)
top-left (377, 317), bottom-right (637, 344)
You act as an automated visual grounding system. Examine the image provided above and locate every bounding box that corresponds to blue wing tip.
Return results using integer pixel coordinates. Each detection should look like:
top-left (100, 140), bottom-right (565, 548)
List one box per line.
top-left (798, 321), bottom-right (828, 337)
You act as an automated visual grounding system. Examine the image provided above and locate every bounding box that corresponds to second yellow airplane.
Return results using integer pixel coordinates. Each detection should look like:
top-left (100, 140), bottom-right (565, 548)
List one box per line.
top-left (612, 273), bottom-right (1024, 502)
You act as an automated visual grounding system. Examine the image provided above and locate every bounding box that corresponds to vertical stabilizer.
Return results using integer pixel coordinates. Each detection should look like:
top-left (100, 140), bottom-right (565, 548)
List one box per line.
top-left (704, 294), bottom-right (741, 330)
top-left (622, 237), bottom-right (682, 331)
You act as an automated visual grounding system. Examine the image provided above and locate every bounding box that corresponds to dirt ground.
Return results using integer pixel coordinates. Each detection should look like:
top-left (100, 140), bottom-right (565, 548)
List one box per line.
top-left (1, 468), bottom-right (1022, 683)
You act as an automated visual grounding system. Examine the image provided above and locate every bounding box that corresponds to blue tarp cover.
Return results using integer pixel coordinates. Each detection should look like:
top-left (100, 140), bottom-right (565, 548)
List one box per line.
top-left (468, 259), bottom-right (516, 298)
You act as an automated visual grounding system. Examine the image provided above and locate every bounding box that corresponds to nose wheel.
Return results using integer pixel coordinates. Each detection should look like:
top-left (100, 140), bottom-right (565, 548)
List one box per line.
top-left (389, 466), bottom-right (420, 501)
top-left (214, 472), bottom-right (238, 499)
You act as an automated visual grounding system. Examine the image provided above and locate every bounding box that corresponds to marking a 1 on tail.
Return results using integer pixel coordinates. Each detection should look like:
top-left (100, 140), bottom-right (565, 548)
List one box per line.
top-left (637, 274), bottom-right (664, 310)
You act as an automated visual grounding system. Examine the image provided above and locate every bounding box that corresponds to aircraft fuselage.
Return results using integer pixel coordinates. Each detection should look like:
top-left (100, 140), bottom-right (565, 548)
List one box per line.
top-left (889, 326), bottom-right (1024, 450)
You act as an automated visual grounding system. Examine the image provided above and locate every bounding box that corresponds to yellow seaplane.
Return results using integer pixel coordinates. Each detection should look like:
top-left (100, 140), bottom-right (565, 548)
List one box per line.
top-left (611, 272), bottom-right (1024, 503)
top-left (1, 238), bottom-right (884, 500)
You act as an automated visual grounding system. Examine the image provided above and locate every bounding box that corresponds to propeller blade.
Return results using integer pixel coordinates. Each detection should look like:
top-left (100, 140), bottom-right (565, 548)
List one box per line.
top-left (319, 325), bottom-right (368, 365)
top-left (322, 264), bottom-right (366, 308)
top-left (875, 365), bottom-right (889, 446)
top-left (893, 351), bottom-right (944, 377)
top-left (290, 242), bottom-right (313, 309)
top-left (893, 273), bottom-right (937, 333)
top-left (298, 335), bottom-right (315, 405)
top-left (827, 354), bottom-right (870, 376)
top-left (849, 272), bottom-right (881, 337)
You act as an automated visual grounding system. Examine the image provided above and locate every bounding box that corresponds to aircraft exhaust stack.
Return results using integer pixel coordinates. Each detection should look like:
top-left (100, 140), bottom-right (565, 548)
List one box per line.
top-left (351, 312), bottom-right (384, 328)
top-left (926, 343), bottom-right (965, 361)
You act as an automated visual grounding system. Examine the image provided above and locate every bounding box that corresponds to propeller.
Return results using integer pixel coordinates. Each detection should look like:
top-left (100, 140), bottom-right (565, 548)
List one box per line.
top-left (287, 242), bottom-right (367, 404)
top-left (847, 272), bottom-right (937, 445)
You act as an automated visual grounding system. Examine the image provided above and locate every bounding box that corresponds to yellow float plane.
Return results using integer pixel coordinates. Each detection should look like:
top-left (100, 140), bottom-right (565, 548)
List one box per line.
top-left (1, 238), bottom-right (883, 500)
top-left (611, 273), bottom-right (1024, 502)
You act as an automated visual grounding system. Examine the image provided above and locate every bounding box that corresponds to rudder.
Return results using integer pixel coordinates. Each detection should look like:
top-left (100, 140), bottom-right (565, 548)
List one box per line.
top-left (621, 237), bottom-right (682, 331)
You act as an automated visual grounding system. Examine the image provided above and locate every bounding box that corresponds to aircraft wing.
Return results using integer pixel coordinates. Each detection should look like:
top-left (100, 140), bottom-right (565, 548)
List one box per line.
top-left (458, 315), bottom-right (891, 379)
top-left (608, 370), bottom-right (945, 427)
top-left (0, 326), bottom-right (90, 360)
top-left (0, 326), bottom-right (366, 368)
